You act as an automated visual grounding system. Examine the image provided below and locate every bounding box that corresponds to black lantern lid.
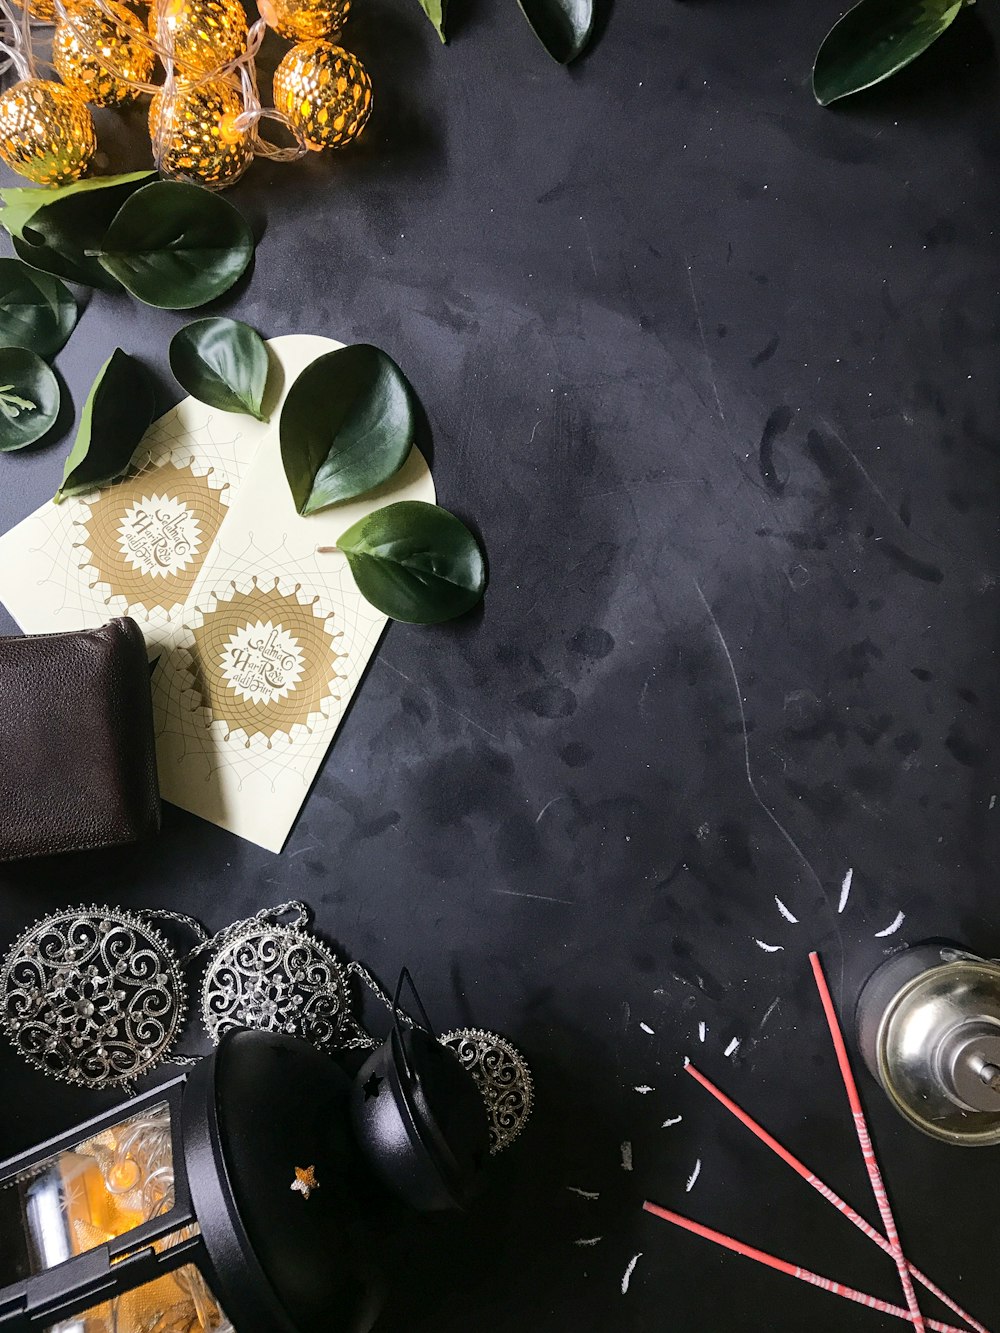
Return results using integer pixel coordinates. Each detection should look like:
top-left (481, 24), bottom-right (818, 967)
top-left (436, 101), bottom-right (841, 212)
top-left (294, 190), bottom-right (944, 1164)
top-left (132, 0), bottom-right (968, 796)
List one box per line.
top-left (183, 1029), bottom-right (384, 1333)
top-left (350, 972), bottom-right (490, 1213)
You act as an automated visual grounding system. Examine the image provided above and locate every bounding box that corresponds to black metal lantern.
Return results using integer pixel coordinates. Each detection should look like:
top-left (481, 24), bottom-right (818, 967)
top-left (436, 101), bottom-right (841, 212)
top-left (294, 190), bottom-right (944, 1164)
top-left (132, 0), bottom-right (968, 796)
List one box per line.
top-left (0, 1030), bottom-right (386, 1333)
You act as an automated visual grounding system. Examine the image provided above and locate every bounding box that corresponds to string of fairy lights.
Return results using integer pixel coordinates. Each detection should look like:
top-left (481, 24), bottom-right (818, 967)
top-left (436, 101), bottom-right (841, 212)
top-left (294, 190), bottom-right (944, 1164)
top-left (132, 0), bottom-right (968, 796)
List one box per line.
top-left (0, 0), bottom-right (373, 188)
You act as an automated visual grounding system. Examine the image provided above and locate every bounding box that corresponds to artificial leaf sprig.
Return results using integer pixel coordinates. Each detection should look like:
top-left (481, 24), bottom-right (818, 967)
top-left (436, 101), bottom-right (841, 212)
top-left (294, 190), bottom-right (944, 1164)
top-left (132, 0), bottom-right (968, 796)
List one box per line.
top-left (55, 349), bottom-right (155, 503)
top-left (0, 348), bottom-right (59, 452)
top-left (332, 500), bottom-right (487, 624)
top-left (170, 318), bottom-right (270, 422)
top-left (280, 343), bottom-right (416, 515)
top-left (98, 182), bottom-right (255, 310)
top-left (0, 260), bottom-right (77, 358)
top-left (813, 0), bottom-right (970, 105)
top-left (517, 0), bottom-right (595, 64)
top-left (416, 0), bottom-right (594, 62)
top-left (0, 175), bottom-right (255, 310)
top-left (1, 172), bottom-right (155, 290)
top-left (417, 0), bottom-right (447, 42)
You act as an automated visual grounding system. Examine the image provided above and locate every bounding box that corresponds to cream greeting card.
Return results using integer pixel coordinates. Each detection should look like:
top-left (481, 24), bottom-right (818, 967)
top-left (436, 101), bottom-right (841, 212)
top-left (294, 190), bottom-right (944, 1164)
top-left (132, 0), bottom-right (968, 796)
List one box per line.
top-left (149, 334), bottom-right (435, 852)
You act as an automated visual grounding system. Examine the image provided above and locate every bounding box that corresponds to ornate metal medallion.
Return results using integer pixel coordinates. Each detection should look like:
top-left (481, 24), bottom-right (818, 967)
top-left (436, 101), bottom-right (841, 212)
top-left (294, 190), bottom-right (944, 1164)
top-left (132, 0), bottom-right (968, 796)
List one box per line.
top-left (439, 1028), bottom-right (534, 1154)
top-left (0, 906), bottom-right (187, 1088)
top-left (201, 922), bottom-right (353, 1050)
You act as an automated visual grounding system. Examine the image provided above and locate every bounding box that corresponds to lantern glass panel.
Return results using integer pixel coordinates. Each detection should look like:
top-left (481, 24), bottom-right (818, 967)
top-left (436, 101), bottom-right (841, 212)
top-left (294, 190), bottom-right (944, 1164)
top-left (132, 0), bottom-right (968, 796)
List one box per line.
top-left (42, 1262), bottom-right (233, 1333)
top-left (0, 1103), bottom-right (174, 1283)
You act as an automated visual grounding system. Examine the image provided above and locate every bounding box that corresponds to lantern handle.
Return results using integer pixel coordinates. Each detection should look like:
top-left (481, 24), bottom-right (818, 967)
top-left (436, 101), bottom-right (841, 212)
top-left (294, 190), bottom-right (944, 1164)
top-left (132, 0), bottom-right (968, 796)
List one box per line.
top-left (392, 967), bottom-right (436, 1084)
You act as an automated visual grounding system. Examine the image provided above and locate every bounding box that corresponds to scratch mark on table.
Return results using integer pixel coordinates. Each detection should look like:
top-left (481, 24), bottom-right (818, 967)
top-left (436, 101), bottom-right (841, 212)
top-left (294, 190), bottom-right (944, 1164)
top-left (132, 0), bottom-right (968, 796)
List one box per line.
top-left (760, 997), bottom-right (781, 1029)
top-left (694, 579), bottom-right (825, 904)
top-left (686, 1159), bottom-right (702, 1191)
top-left (492, 887), bottom-right (574, 905)
top-left (581, 216), bottom-right (598, 277)
top-left (379, 658), bottom-right (503, 744)
top-left (685, 257), bottom-right (726, 424)
top-left (535, 794), bottom-right (567, 824)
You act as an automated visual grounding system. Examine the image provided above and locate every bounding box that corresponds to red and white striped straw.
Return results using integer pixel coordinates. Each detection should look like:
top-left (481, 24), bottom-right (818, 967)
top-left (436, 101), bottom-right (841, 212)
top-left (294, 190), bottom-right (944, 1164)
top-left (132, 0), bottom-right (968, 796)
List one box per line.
top-left (809, 950), bottom-right (927, 1333)
top-left (684, 1061), bottom-right (990, 1333)
top-left (642, 1201), bottom-right (967, 1333)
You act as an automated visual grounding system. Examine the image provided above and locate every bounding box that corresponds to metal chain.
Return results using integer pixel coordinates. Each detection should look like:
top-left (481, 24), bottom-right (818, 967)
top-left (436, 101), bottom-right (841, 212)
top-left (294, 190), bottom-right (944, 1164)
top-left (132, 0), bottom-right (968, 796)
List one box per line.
top-left (138, 908), bottom-right (210, 946)
top-left (183, 900), bottom-right (310, 964)
top-left (347, 960), bottom-right (417, 1031)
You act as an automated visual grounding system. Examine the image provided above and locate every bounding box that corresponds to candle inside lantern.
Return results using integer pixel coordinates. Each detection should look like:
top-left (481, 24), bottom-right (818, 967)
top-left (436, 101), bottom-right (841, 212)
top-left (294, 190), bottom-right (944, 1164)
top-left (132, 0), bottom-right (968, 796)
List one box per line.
top-left (2, 1104), bottom-right (231, 1333)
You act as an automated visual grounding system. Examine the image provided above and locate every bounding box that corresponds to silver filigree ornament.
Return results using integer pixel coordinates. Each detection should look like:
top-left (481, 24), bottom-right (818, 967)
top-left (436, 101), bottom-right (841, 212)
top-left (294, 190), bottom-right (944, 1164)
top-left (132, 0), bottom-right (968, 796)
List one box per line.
top-left (0, 906), bottom-right (188, 1088)
top-left (439, 1029), bottom-right (534, 1154)
top-left (200, 919), bottom-right (363, 1052)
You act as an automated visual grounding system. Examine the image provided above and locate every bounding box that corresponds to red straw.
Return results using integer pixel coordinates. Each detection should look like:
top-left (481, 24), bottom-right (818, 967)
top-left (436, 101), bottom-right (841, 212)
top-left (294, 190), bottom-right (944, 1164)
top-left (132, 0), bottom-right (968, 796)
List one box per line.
top-left (684, 1061), bottom-right (990, 1333)
top-left (809, 950), bottom-right (926, 1333)
top-left (642, 1201), bottom-right (966, 1333)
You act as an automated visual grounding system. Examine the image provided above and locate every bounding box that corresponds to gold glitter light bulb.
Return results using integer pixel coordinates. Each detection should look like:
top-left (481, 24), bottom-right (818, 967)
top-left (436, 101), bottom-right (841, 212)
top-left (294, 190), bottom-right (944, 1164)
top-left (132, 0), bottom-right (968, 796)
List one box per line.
top-left (54, 0), bottom-right (156, 107)
top-left (0, 78), bottom-right (96, 186)
top-left (148, 0), bottom-right (247, 77)
top-left (149, 78), bottom-right (252, 189)
top-left (272, 40), bottom-right (372, 151)
top-left (258, 0), bottom-right (350, 42)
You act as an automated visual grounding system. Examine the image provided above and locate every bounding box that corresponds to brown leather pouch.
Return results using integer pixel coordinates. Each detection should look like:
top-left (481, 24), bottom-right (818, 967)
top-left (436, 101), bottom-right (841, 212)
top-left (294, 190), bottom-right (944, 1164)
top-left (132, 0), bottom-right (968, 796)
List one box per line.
top-left (0, 617), bottom-right (161, 861)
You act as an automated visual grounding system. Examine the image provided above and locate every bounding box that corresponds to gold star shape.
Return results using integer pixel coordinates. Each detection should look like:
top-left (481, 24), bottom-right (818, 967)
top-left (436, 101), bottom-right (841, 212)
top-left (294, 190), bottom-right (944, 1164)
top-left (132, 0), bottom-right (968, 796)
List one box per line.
top-left (291, 1165), bottom-right (319, 1200)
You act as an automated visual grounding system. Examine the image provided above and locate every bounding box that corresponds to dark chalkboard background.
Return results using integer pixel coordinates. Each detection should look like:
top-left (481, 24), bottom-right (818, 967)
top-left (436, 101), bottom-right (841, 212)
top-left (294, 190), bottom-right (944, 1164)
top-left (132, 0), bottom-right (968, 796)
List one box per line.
top-left (1, 0), bottom-right (999, 1327)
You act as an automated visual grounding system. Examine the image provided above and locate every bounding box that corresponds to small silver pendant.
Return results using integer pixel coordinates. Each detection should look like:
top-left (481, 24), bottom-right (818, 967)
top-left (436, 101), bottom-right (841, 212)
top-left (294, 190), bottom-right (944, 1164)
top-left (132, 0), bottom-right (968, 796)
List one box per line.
top-left (0, 906), bottom-right (187, 1088)
top-left (439, 1028), bottom-right (534, 1154)
top-left (201, 921), bottom-right (354, 1051)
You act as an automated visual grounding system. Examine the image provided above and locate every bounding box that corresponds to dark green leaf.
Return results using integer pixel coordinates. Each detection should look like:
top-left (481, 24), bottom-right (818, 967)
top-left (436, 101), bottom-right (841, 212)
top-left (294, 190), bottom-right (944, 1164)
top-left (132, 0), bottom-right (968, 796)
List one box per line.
top-left (0, 259), bottom-right (77, 358)
top-left (98, 181), bottom-right (254, 310)
top-left (170, 318), bottom-right (270, 421)
top-left (517, 0), bottom-right (594, 63)
top-left (336, 500), bottom-right (486, 623)
top-left (417, 0), bottom-right (447, 41)
top-left (280, 344), bottom-right (415, 515)
top-left (813, 0), bottom-right (965, 105)
top-left (55, 349), bottom-right (156, 502)
top-left (0, 348), bottom-right (59, 452)
top-left (2, 172), bottom-right (154, 290)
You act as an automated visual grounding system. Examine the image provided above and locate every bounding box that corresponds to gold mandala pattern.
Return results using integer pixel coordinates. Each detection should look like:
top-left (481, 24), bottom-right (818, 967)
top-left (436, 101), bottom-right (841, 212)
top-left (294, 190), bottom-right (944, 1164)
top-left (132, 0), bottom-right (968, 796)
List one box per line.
top-left (188, 581), bottom-right (346, 743)
top-left (77, 463), bottom-right (228, 617)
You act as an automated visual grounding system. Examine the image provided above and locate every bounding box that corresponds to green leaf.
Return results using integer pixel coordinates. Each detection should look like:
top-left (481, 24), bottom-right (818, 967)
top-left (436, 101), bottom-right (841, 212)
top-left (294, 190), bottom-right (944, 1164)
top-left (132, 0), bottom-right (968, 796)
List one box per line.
top-left (280, 344), bottom-right (415, 516)
top-left (98, 181), bottom-right (254, 310)
top-left (0, 348), bottom-right (59, 452)
top-left (336, 500), bottom-right (486, 624)
top-left (813, 0), bottom-right (966, 105)
top-left (2, 172), bottom-right (154, 290)
top-left (55, 349), bottom-right (156, 502)
top-left (417, 0), bottom-right (447, 41)
top-left (0, 259), bottom-right (77, 358)
top-left (517, 0), bottom-right (594, 63)
top-left (169, 317), bottom-right (270, 422)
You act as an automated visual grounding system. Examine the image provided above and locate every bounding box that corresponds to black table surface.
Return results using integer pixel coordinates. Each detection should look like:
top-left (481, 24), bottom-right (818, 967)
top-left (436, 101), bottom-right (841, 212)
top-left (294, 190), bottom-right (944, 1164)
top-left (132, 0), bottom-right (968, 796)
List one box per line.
top-left (1, 1), bottom-right (999, 1328)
